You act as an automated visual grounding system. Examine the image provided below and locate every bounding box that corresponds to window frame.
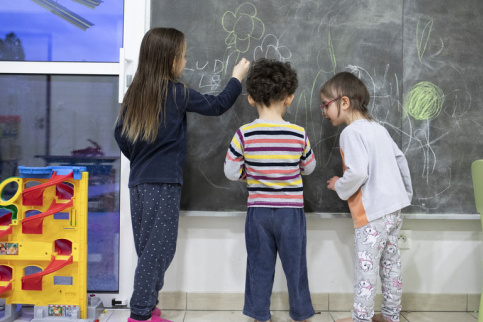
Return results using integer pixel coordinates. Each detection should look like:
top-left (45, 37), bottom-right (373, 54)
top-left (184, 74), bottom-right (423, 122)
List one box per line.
top-left (0, 0), bottom-right (149, 306)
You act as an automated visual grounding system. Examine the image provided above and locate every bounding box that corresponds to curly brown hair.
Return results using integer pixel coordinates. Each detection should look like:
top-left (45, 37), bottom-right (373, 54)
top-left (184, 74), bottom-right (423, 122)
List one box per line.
top-left (246, 58), bottom-right (298, 107)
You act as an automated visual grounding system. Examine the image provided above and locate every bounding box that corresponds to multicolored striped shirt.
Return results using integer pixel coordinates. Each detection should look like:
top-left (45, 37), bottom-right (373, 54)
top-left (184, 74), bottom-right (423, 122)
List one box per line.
top-left (224, 119), bottom-right (316, 208)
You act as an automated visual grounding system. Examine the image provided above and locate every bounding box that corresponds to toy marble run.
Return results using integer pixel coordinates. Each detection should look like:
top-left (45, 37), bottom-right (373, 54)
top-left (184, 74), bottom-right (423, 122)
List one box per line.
top-left (0, 166), bottom-right (99, 322)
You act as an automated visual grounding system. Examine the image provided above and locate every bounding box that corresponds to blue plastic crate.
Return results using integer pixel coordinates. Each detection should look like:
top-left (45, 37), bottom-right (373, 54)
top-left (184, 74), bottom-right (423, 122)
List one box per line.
top-left (18, 166), bottom-right (87, 180)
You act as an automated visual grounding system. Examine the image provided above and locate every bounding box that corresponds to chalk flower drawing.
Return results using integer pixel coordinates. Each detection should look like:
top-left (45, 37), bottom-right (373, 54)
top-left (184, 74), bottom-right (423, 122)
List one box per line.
top-left (404, 81), bottom-right (444, 120)
top-left (254, 34), bottom-right (291, 62)
top-left (222, 2), bottom-right (265, 54)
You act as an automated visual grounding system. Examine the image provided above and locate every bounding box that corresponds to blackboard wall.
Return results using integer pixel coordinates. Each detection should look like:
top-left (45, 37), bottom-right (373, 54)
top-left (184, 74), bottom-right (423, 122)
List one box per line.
top-left (151, 0), bottom-right (483, 214)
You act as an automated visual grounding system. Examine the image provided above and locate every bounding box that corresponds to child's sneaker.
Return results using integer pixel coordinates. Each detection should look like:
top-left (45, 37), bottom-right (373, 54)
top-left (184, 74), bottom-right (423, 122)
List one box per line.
top-left (128, 316), bottom-right (173, 322)
top-left (151, 307), bottom-right (161, 317)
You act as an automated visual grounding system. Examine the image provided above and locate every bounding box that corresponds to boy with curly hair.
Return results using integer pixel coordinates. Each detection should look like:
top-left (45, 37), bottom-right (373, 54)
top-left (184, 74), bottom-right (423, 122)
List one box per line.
top-left (224, 58), bottom-right (316, 322)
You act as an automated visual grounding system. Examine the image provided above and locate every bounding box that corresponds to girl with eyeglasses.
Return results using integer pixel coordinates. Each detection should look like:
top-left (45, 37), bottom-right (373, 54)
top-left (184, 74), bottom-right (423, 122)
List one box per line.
top-left (320, 72), bottom-right (413, 322)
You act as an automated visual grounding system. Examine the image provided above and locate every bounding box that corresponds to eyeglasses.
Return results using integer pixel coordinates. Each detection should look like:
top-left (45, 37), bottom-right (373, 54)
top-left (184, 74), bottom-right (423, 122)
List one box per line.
top-left (320, 96), bottom-right (342, 111)
top-left (320, 96), bottom-right (363, 112)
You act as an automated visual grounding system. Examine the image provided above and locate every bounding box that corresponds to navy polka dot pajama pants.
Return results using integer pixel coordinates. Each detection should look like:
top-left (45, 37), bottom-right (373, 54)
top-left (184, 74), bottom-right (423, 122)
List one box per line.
top-left (129, 183), bottom-right (182, 321)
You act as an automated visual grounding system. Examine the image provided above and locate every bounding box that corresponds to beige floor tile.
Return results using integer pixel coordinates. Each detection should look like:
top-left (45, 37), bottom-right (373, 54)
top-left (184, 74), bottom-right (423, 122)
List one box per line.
top-left (308, 312), bottom-right (335, 322)
top-left (183, 310), bottom-right (332, 322)
top-left (159, 310), bottom-right (187, 322)
top-left (329, 311), bottom-right (351, 320)
top-left (184, 310), bottom-right (251, 321)
top-left (468, 311), bottom-right (479, 318)
top-left (400, 313), bottom-right (410, 322)
top-left (328, 293), bottom-right (383, 311)
top-left (270, 310), bottom-right (333, 322)
top-left (329, 311), bottom-right (409, 321)
top-left (98, 308), bottom-right (129, 321)
top-left (401, 312), bottom-right (477, 322)
top-left (96, 309), bottom-right (185, 322)
top-left (13, 308), bottom-right (479, 322)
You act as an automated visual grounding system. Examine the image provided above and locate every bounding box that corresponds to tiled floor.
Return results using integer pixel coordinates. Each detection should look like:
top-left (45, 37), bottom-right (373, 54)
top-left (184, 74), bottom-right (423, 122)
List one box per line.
top-left (101, 309), bottom-right (481, 321)
top-left (7, 308), bottom-right (481, 322)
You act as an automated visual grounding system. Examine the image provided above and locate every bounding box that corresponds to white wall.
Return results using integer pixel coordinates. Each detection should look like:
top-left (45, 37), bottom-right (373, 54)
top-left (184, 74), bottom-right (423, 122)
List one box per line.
top-left (159, 215), bottom-right (482, 294)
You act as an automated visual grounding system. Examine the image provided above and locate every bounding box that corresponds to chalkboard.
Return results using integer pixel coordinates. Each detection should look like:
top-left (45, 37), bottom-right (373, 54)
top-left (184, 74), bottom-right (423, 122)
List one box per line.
top-left (151, 0), bottom-right (483, 214)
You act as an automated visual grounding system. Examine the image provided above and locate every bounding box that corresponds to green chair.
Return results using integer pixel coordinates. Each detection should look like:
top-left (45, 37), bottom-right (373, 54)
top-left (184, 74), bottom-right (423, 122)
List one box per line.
top-left (472, 160), bottom-right (483, 322)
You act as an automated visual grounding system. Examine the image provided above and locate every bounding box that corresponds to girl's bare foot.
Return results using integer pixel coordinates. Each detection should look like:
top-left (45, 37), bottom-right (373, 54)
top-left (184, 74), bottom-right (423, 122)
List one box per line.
top-left (372, 313), bottom-right (385, 321)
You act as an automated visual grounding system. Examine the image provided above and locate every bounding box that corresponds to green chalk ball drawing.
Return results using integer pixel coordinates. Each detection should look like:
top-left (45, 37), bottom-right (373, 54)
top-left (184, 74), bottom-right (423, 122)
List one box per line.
top-left (404, 81), bottom-right (444, 120)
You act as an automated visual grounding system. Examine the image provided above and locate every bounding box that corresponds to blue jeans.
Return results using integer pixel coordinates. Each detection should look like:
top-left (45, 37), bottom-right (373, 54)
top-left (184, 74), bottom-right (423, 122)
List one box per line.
top-left (243, 207), bottom-right (315, 321)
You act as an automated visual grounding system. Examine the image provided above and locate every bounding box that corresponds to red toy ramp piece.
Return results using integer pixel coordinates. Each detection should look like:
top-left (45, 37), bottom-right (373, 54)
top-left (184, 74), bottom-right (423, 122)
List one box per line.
top-left (21, 255), bottom-right (73, 291)
top-left (0, 212), bottom-right (13, 238)
top-left (56, 182), bottom-right (74, 200)
top-left (22, 199), bottom-right (73, 234)
top-left (0, 281), bottom-right (12, 295)
top-left (0, 226), bottom-right (12, 239)
top-left (0, 212), bottom-right (12, 226)
top-left (0, 265), bottom-right (13, 295)
top-left (22, 171), bottom-right (74, 206)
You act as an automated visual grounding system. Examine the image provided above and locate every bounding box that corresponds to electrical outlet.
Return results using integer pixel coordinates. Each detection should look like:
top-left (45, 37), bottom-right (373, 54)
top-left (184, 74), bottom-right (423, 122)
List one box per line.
top-left (398, 230), bottom-right (411, 249)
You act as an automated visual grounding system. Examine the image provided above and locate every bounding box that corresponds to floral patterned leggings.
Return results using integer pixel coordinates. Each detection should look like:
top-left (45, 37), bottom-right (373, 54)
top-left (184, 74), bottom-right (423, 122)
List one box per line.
top-left (352, 210), bottom-right (403, 322)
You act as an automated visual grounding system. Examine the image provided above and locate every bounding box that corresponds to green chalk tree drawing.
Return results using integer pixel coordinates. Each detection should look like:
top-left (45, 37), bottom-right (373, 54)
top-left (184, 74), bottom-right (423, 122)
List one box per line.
top-left (416, 16), bottom-right (433, 62)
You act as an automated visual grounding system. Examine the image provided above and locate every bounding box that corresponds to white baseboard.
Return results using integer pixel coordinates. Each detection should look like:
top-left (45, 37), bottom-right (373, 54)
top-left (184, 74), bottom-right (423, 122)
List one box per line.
top-left (158, 292), bottom-right (481, 312)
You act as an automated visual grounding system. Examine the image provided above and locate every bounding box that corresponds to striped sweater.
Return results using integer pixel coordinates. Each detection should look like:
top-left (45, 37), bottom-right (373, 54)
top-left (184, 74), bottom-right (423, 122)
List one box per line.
top-left (224, 119), bottom-right (316, 208)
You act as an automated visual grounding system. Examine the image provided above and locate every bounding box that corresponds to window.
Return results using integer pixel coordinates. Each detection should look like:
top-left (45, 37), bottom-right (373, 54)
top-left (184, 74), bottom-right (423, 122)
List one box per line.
top-left (0, 0), bottom-right (124, 62)
top-left (0, 74), bottom-right (121, 292)
top-left (0, 0), bottom-right (143, 304)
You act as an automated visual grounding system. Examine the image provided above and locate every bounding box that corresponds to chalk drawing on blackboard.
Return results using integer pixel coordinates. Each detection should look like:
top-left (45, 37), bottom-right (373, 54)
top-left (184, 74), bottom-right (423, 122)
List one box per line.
top-left (294, 90), bottom-right (306, 123)
top-left (336, 65), bottom-right (453, 211)
top-left (416, 16), bottom-right (434, 62)
top-left (200, 167), bottom-right (231, 190)
top-left (254, 34), bottom-right (292, 62)
top-left (325, 28), bottom-right (337, 74)
top-left (414, 124), bottom-right (438, 180)
top-left (310, 27), bottom-right (337, 100)
top-left (444, 89), bottom-right (472, 119)
top-left (291, 25), bottom-right (340, 169)
top-left (222, 2), bottom-right (265, 74)
top-left (196, 59), bottom-right (224, 93)
top-left (347, 65), bottom-right (378, 115)
top-left (404, 81), bottom-right (444, 120)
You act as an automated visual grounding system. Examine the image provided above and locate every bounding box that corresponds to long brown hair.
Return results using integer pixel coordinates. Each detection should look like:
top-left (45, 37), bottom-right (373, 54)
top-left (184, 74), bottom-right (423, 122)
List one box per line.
top-left (117, 27), bottom-right (186, 143)
top-left (320, 71), bottom-right (372, 120)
